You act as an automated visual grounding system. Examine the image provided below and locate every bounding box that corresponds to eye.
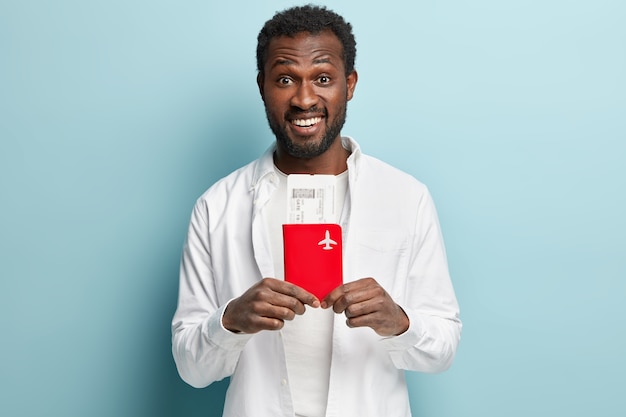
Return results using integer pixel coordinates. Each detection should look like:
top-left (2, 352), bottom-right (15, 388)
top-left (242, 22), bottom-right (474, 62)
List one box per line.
top-left (278, 76), bottom-right (293, 86)
top-left (318, 75), bottom-right (331, 84)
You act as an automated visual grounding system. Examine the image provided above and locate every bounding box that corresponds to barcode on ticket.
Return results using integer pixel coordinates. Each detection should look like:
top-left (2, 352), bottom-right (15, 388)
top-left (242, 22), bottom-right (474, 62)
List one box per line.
top-left (292, 188), bottom-right (316, 199)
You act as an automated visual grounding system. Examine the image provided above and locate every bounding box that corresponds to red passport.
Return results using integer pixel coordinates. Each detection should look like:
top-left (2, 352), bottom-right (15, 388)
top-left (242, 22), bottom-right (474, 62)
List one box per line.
top-left (282, 223), bottom-right (343, 300)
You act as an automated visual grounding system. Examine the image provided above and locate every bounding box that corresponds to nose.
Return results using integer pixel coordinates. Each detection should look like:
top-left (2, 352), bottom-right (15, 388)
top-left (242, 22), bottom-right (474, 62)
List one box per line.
top-left (290, 82), bottom-right (318, 110)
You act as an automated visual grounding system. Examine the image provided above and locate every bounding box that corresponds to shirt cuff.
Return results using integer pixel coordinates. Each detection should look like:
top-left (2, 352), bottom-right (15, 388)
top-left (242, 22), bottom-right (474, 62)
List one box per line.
top-left (206, 299), bottom-right (254, 350)
top-left (379, 308), bottom-right (425, 351)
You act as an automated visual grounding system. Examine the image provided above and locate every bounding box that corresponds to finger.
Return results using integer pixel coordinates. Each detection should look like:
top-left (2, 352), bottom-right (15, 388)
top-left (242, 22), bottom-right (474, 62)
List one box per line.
top-left (321, 284), bottom-right (345, 310)
top-left (255, 291), bottom-right (307, 316)
top-left (346, 303), bottom-right (409, 336)
top-left (290, 286), bottom-right (321, 308)
top-left (238, 302), bottom-right (300, 333)
top-left (226, 302), bottom-right (288, 333)
top-left (268, 307), bottom-right (296, 322)
top-left (345, 309), bottom-right (393, 331)
top-left (345, 312), bottom-right (384, 330)
top-left (254, 279), bottom-right (305, 312)
top-left (344, 298), bottom-right (383, 319)
top-left (250, 300), bottom-right (299, 322)
top-left (322, 277), bottom-right (380, 309)
top-left (248, 315), bottom-right (286, 332)
top-left (267, 279), bottom-right (320, 309)
top-left (331, 285), bottom-right (383, 314)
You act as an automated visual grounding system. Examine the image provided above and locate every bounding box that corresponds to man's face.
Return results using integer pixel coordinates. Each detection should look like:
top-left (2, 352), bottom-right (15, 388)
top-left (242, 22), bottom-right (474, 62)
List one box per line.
top-left (258, 30), bottom-right (357, 159)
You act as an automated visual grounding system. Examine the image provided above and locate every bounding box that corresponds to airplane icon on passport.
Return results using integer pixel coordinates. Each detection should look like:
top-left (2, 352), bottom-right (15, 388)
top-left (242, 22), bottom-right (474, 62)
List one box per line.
top-left (318, 230), bottom-right (337, 250)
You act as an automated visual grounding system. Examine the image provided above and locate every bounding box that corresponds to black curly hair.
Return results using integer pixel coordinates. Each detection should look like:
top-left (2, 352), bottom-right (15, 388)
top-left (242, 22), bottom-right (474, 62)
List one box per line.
top-left (256, 4), bottom-right (357, 76)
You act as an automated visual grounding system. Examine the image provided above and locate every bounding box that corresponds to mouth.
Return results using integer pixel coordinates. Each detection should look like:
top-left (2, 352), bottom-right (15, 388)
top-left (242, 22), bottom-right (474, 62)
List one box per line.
top-left (290, 116), bottom-right (323, 128)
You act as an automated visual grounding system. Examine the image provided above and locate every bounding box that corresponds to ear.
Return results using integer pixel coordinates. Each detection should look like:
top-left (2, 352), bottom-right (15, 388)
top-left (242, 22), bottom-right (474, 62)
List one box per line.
top-left (257, 72), bottom-right (265, 102)
top-left (346, 70), bottom-right (358, 101)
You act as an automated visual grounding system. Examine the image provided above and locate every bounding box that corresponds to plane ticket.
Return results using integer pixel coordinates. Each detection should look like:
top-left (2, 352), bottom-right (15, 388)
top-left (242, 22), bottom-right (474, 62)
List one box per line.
top-left (287, 174), bottom-right (337, 224)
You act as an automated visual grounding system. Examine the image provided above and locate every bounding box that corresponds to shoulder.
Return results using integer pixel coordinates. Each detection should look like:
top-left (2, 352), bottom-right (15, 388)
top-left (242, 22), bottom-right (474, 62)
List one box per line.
top-left (358, 153), bottom-right (429, 195)
top-left (198, 144), bottom-right (275, 201)
top-left (193, 158), bottom-right (260, 215)
top-left (203, 161), bottom-right (256, 196)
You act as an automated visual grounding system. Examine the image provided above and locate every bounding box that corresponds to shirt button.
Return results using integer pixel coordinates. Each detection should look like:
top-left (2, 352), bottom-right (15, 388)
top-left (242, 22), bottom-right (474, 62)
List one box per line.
top-left (281, 379), bottom-right (287, 386)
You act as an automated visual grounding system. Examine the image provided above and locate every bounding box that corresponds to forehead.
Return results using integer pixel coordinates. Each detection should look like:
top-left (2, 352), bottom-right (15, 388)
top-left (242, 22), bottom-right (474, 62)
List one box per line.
top-left (265, 30), bottom-right (345, 71)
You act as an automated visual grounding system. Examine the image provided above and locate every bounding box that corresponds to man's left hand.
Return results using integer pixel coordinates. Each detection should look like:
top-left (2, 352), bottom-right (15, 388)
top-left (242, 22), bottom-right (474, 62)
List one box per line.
top-left (322, 277), bottom-right (409, 337)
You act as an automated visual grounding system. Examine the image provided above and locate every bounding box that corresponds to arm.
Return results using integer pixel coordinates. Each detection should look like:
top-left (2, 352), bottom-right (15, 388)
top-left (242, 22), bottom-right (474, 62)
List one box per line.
top-left (324, 189), bottom-right (461, 373)
top-left (171, 202), bottom-right (320, 387)
top-left (171, 203), bottom-right (252, 388)
top-left (385, 189), bottom-right (461, 373)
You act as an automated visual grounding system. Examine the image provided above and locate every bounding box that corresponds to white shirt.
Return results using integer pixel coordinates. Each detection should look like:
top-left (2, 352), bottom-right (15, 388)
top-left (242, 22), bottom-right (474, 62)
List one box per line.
top-left (172, 137), bottom-right (462, 417)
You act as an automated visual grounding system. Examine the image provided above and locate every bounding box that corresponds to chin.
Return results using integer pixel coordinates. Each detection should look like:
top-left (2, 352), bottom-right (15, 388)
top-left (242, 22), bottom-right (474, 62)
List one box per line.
top-left (282, 135), bottom-right (336, 159)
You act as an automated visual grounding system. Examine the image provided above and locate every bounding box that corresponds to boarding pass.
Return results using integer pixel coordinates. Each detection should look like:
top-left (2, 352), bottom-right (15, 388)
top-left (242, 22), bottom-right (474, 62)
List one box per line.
top-left (287, 174), bottom-right (337, 224)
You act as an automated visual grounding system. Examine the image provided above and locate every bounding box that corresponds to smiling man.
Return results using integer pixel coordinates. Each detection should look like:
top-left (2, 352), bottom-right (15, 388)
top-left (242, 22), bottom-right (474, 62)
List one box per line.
top-left (172, 5), bottom-right (461, 417)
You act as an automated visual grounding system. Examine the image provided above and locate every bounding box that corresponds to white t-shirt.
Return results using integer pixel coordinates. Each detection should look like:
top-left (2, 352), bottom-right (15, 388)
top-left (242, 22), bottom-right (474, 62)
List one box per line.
top-left (263, 166), bottom-right (348, 417)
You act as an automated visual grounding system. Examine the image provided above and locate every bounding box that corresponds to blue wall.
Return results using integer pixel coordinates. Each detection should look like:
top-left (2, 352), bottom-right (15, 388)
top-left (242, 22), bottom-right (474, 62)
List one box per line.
top-left (1, 1), bottom-right (624, 416)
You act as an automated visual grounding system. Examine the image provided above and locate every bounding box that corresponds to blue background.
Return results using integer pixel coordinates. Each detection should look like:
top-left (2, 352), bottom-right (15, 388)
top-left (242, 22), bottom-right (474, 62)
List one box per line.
top-left (1, 1), bottom-right (624, 416)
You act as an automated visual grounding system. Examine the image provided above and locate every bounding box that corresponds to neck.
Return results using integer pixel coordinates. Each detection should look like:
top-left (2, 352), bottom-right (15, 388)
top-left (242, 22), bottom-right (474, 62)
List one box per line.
top-left (274, 137), bottom-right (350, 175)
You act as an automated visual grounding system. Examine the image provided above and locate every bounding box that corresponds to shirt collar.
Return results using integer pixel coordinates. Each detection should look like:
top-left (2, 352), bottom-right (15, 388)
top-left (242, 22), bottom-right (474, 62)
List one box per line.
top-left (250, 144), bottom-right (278, 191)
top-left (343, 136), bottom-right (361, 179)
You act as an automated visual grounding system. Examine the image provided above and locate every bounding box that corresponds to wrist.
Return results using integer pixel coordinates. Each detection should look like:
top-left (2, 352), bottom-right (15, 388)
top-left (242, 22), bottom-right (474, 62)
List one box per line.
top-left (222, 300), bottom-right (242, 333)
top-left (394, 306), bottom-right (410, 336)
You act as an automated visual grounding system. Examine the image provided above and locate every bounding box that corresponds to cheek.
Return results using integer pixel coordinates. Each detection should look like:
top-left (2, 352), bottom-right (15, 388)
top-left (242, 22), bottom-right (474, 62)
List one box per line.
top-left (325, 88), bottom-right (348, 107)
top-left (262, 98), bottom-right (280, 115)
top-left (263, 92), bottom-right (288, 113)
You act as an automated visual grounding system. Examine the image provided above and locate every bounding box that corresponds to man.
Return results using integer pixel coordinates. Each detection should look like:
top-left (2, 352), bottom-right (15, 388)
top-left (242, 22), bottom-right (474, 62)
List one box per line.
top-left (172, 5), bottom-right (461, 417)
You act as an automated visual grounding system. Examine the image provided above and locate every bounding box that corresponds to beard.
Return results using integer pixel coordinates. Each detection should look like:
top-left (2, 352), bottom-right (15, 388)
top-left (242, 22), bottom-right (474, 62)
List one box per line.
top-left (266, 101), bottom-right (347, 159)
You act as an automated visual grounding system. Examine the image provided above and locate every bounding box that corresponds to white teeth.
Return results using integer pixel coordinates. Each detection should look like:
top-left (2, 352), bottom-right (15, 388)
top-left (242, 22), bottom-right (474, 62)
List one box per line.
top-left (292, 117), bottom-right (321, 127)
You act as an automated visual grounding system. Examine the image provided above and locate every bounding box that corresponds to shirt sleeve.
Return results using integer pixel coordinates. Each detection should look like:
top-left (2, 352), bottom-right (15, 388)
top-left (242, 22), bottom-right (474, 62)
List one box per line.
top-left (171, 201), bottom-right (253, 388)
top-left (380, 189), bottom-right (462, 373)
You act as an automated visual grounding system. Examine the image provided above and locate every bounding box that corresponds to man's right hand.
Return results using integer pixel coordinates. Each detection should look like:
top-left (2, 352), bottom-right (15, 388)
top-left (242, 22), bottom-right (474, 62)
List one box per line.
top-left (222, 278), bottom-right (320, 333)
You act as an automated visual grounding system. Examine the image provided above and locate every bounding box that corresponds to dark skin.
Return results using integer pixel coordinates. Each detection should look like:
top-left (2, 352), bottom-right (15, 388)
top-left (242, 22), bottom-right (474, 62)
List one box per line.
top-left (222, 30), bottom-right (409, 337)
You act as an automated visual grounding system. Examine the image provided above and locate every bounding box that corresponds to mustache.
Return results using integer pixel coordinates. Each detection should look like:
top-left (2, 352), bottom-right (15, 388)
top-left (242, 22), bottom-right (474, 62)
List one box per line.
top-left (285, 107), bottom-right (327, 119)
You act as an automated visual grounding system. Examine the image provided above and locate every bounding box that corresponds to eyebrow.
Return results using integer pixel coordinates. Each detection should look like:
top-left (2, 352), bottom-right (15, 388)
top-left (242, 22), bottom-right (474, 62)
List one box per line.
top-left (313, 57), bottom-right (331, 65)
top-left (271, 58), bottom-right (294, 68)
top-left (270, 57), bottom-right (333, 69)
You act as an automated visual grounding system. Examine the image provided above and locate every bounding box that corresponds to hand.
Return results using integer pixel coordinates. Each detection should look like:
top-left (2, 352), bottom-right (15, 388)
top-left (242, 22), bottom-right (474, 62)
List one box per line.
top-left (322, 277), bottom-right (409, 336)
top-left (222, 278), bottom-right (320, 333)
